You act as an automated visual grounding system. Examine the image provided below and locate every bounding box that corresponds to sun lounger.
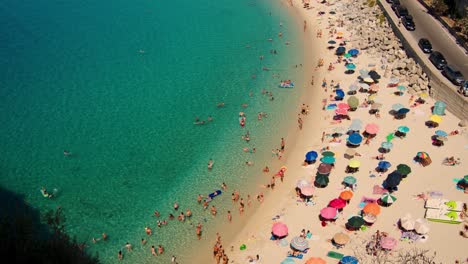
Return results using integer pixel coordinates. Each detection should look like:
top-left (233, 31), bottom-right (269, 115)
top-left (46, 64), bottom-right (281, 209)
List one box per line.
top-left (424, 198), bottom-right (465, 212)
top-left (424, 208), bottom-right (462, 224)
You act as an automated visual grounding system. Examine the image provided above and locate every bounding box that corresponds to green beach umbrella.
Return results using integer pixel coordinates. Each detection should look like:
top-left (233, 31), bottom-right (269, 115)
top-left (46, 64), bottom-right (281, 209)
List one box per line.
top-left (381, 141), bottom-right (393, 149)
top-left (343, 176), bottom-right (357, 185)
top-left (322, 151), bottom-right (335, 157)
top-left (381, 192), bottom-right (397, 204)
top-left (347, 96), bottom-right (359, 108)
top-left (397, 126), bottom-right (410, 133)
top-left (321, 156), bottom-right (336, 164)
top-left (396, 164), bottom-right (411, 176)
top-left (344, 53), bottom-right (352, 58)
top-left (386, 133), bottom-right (395, 142)
top-left (315, 174), bottom-right (329, 186)
top-left (347, 216), bottom-right (365, 229)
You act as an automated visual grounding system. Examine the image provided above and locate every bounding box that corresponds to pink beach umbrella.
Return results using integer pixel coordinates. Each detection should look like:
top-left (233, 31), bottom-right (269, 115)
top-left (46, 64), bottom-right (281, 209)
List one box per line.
top-left (272, 222), bottom-right (288, 237)
top-left (338, 103), bottom-right (350, 110)
top-left (300, 186), bottom-right (315, 196)
top-left (320, 207), bottom-right (338, 220)
top-left (335, 108), bottom-right (348, 116)
top-left (365, 123), bottom-right (379, 134)
top-left (380, 236), bottom-right (397, 250)
top-left (329, 198), bottom-right (346, 209)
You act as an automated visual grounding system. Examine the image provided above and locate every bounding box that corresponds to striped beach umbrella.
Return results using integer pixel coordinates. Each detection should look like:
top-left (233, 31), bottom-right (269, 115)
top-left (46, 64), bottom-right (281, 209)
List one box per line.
top-left (290, 236), bottom-right (309, 252)
top-left (343, 176), bottom-right (357, 185)
top-left (416, 151), bottom-right (429, 159)
top-left (381, 192), bottom-right (397, 205)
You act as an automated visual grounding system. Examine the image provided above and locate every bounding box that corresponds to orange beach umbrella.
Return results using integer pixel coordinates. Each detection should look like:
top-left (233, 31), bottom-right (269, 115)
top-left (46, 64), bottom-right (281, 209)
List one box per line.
top-left (363, 202), bottom-right (381, 216)
top-left (306, 257), bottom-right (327, 264)
top-left (339, 190), bottom-right (354, 201)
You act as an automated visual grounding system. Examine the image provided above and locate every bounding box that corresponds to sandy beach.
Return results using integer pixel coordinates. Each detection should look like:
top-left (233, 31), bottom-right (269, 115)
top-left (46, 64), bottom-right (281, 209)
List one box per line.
top-left (214, 0), bottom-right (468, 263)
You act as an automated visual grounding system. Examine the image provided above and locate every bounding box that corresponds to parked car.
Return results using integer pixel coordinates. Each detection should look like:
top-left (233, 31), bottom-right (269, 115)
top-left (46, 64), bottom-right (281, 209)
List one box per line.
top-left (442, 65), bottom-right (464, 85)
top-left (391, 0), bottom-right (401, 11)
top-left (429, 51), bottom-right (447, 70)
top-left (396, 6), bottom-right (409, 18)
top-left (418, 38), bottom-right (432, 53)
top-left (459, 80), bottom-right (468, 97)
top-left (401, 15), bottom-right (415, 31)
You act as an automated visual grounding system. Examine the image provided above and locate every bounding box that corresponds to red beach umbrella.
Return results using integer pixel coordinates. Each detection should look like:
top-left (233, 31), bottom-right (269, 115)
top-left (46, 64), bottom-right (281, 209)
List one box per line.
top-left (272, 222), bottom-right (288, 237)
top-left (329, 198), bottom-right (346, 209)
top-left (338, 103), bottom-right (350, 110)
top-left (335, 108), bottom-right (348, 115)
top-left (300, 186), bottom-right (315, 196)
top-left (320, 207), bottom-right (338, 220)
top-left (365, 123), bottom-right (379, 134)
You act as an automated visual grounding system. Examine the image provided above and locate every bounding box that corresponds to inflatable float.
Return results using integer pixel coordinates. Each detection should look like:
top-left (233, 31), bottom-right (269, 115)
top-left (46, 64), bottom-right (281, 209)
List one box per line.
top-left (279, 80), bottom-right (294, 88)
top-left (206, 190), bottom-right (222, 202)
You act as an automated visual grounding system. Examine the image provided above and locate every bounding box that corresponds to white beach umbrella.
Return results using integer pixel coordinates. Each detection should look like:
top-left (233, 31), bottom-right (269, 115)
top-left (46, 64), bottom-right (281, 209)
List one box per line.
top-left (414, 219), bottom-right (430, 235)
top-left (400, 215), bottom-right (415, 231)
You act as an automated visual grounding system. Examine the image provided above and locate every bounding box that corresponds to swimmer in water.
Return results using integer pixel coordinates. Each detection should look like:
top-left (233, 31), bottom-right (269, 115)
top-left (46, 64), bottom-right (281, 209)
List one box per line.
top-left (63, 150), bottom-right (71, 156)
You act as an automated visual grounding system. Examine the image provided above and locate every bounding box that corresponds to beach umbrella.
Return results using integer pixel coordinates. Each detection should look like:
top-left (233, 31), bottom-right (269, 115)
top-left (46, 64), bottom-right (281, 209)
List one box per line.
top-left (305, 151), bottom-right (318, 161)
top-left (397, 108), bottom-right (410, 115)
top-left (328, 40), bottom-right (337, 44)
top-left (315, 174), bottom-right (329, 186)
top-left (359, 69), bottom-right (369, 77)
top-left (389, 77), bottom-right (399, 84)
top-left (348, 84), bottom-right (358, 92)
top-left (348, 159), bottom-right (361, 168)
top-left (386, 133), bottom-right (395, 142)
top-left (281, 258), bottom-right (296, 264)
top-left (400, 216), bottom-right (415, 230)
top-left (336, 46), bottom-right (346, 55)
top-left (435, 130), bottom-right (448, 137)
top-left (363, 203), bottom-right (381, 216)
top-left (336, 89), bottom-right (345, 98)
top-left (385, 171), bottom-right (402, 187)
top-left (329, 198), bottom-right (346, 209)
top-left (396, 164), bottom-right (411, 176)
top-left (397, 126), bottom-right (410, 133)
top-left (380, 236), bottom-right (397, 250)
top-left (363, 77), bottom-right (374, 83)
top-left (335, 108), bottom-right (348, 116)
top-left (333, 232), bottom-right (350, 245)
top-left (381, 141), bottom-right (393, 150)
top-left (365, 123), bottom-right (379, 134)
top-left (317, 163), bottom-right (333, 174)
top-left (272, 222), bottom-right (288, 237)
top-left (359, 82), bottom-right (370, 89)
top-left (333, 126), bottom-right (346, 133)
top-left (363, 214), bottom-right (377, 224)
top-left (414, 219), bottom-right (430, 235)
top-left (346, 63), bottom-right (356, 70)
top-left (392, 103), bottom-right (404, 111)
top-left (290, 236), bottom-right (309, 252)
top-left (349, 119), bottom-right (363, 131)
top-left (347, 216), bottom-right (364, 229)
top-left (397, 85), bottom-right (406, 91)
top-left (300, 186), bottom-right (315, 196)
top-left (348, 49), bottom-right (359, 56)
top-left (322, 151), bottom-right (335, 157)
top-left (305, 257), bottom-right (326, 264)
top-left (340, 256), bottom-right (358, 264)
top-left (429, 115), bottom-right (442, 123)
top-left (371, 102), bottom-right (382, 110)
top-left (296, 179), bottom-right (311, 188)
top-left (344, 53), bottom-right (352, 58)
top-left (338, 103), bottom-right (350, 110)
top-left (339, 190), bottom-right (354, 200)
top-left (327, 45), bottom-right (336, 50)
top-left (321, 156), bottom-right (336, 164)
top-left (377, 160), bottom-right (392, 169)
top-left (369, 70), bottom-right (381, 80)
top-left (381, 192), bottom-right (397, 204)
top-left (416, 151), bottom-right (430, 159)
top-left (343, 176), bottom-right (357, 185)
top-left (347, 133), bottom-right (363, 145)
top-left (345, 148), bottom-right (356, 157)
top-left (436, 135), bottom-right (448, 142)
top-left (320, 207), bottom-right (338, 220)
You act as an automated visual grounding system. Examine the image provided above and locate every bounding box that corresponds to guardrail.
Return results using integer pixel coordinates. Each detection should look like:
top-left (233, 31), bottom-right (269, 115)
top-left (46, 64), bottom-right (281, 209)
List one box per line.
top-left (415, 0), bottom-right (468, 53)
top-left (377, 0), bottom-right (468, 121)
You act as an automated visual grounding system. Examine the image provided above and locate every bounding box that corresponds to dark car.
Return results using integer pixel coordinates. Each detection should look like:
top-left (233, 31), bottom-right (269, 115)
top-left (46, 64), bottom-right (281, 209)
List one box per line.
top-left (442, 65), bottom-right (464, 85)
top-left (459, 80), bottom-right (468, 97)
top-left (401, 15), bottom-right (415, 31)
top-left (429, 51), bottom-right (447, 70)
top-left (418, 38), bottom-right (432, 53)
top-left (396, 6), bottom-right (409, 18)
top-left (391, 0), bottom-right (401, 10)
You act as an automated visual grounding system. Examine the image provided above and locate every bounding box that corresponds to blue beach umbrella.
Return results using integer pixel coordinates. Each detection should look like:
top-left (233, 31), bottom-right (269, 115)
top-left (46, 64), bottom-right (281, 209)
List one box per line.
top-left (305, 151), bottom-right (318, 161)
top-left (348, 49), bottom-right (359, 56)
top-left (328, 40), bottom-right (337, 44)
top-left (346, 63), bottom-right (356, 70)
top-left (341, 256), bottom-right (359, 264)
top-left (397, 85), bottom-right (406, 91)
top-left (381, 141), bottom-right (393, 149)
top-left (392, 103), bottom-right (404, 111)
top-left (397, 108), bottom-right (410, 115)
top-left (378, 160), bottom-right (392, 169)
top-left (290, 236), bottom-right (309, 252)
top-left (397, 126), bottom-right (410, 133)
top-left (347, 133), bottom-right (363, 145)
top-left (336, 89), bottom-right (345, 98)
top-left (281, 258), bottom-right (296, 264)
top-left (321, 156), bottom-right (336, 164)
top-left (336, 46), bottom-right (346, 55)
top-left (435, 130), bottom-right (448, 137)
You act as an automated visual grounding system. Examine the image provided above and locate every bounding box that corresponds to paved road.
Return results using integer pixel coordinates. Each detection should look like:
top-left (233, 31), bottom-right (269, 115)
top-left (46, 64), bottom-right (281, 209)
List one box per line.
top-left (397, 0), bottom-right (468, 78)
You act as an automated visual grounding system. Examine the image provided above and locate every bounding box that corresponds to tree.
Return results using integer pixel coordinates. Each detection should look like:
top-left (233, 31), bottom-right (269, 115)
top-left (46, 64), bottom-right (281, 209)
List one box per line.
top-left (431, 0), bottom-right (449, 15)
top-left (454, 16), bottom-right (468, 36)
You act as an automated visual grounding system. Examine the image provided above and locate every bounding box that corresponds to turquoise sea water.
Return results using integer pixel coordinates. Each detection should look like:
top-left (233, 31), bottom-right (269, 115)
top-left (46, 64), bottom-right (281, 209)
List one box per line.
top-left (0, 0), bottom-right (303, 262)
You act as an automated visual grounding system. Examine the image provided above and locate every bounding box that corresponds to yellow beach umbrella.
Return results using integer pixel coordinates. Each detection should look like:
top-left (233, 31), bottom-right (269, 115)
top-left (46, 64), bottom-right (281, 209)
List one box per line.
top-left (348, 159), bottom-right (361, 168)
top-left (430, 115), bottom-right (442, 123)
top-left (419, 92), bottom-right (429, 98)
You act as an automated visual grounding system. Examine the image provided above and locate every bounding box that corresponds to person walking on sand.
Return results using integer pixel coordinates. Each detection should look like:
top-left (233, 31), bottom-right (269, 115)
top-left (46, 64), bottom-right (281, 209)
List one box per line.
top-left (270, 177), bottom-right (276, 190)
top-left (303, 20), bottom-right (307, 32)
top-left (227, 210), bottom-right (232, 222)
top-left (280, 138), bottom-right (285, 152)
top-left (298, 115), bottom-right (303, 130)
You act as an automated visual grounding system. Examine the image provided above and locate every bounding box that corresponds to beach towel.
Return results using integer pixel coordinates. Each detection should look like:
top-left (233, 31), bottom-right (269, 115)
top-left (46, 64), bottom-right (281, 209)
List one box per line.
top-left (326, 104), bottom-right (337, 110)
top-left (287, 253), bottom-right (303, 259)
top-left (372, 185), bottom-right (387, 194)
top-left (327, 251), bottom-right (344, 260)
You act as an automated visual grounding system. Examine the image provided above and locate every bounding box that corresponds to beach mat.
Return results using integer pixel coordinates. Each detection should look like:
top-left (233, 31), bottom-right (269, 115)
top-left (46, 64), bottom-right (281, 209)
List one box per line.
top-left (327, 251), bottom-right (344, 260)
